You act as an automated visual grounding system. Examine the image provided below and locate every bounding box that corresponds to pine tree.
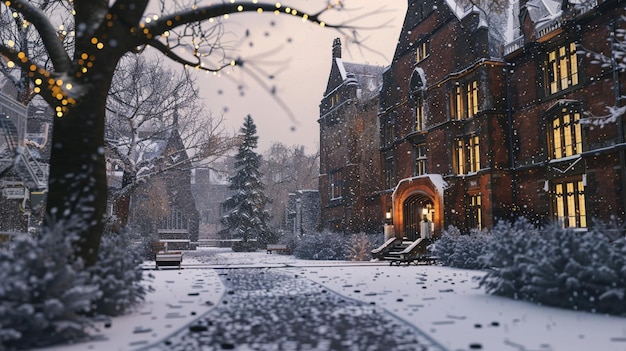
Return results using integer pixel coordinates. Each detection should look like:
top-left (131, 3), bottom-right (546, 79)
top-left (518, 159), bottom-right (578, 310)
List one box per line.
top-left (220, 115), bottom-right (276, 251)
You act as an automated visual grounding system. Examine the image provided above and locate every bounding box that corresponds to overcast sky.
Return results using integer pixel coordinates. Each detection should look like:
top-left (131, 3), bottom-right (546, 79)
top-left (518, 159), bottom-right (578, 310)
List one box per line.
top-left (190, 1), bottom-right (408, 153)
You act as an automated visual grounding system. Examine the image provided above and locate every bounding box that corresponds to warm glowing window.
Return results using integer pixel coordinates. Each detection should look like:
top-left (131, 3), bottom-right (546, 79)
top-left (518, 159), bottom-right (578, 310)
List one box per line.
top-left (415, 144), bottom-right (427, 176)
top-left (546, 42), bottom-right (579, 95)
top-left (416, 41), bottom-right (429, 62)
top-left (468, 194), bottom-right (482, 230)
top-left (415, 97), bottom-right (425, 131)
top-left (454, 136), bottom-right (480, 175)
top-left (329, 170), bottom-right (343, 199)
top-left (550, 109), bottom-right (582, 159)
top-left (467, 81), bottom-right (478, 118)
top-left (451, 80), bottom-right (479, 120)
top-left (455, 138), bottom-right (465, 175)
top-left (553, 179), bottom-right (586, 228)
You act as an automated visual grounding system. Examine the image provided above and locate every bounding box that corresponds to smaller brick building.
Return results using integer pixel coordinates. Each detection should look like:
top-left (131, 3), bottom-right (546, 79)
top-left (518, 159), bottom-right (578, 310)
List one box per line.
top-left (318, 38), bottom-right (385, 234)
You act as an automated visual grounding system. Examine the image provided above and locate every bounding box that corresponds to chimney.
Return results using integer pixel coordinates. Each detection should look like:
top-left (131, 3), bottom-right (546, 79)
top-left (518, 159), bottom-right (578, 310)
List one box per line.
top-left (332, 38), bottom-right (342, 60)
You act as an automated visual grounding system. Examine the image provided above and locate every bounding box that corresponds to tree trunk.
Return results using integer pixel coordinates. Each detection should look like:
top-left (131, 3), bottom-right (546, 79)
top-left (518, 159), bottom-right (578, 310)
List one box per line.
top-left (44, 84), bottom-right (109, 267)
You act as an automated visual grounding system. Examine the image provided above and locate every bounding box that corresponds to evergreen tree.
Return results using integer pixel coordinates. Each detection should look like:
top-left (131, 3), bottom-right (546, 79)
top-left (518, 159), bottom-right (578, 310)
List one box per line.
top-left (220, 115), bottom-right (276, 251)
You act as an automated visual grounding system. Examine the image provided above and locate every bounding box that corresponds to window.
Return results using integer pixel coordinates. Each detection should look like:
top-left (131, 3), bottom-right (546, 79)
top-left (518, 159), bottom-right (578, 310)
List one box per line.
top-left (415, 144), bottom-right (427, 176)
top-left (330, 93), bottom-right (340, 107)
top-left (416, 41), bottom-right (429, 62)
top-left (552, 178), bottom-right (586, 228)
top-left (546, 42), bottom-right (579, 95)
top-left (468, 194), bottom-right (482, 230)
top-left (450, 80), bottom-right (479, 120)
top-left (385, 157), bottom-right (395, 190)
top-left (415, 96), bottom-right (425, 131)
top-left (329, 170), bottom-right (343, 199)
top-left (454, 136), bottom-right (481, 175)
top-left (159, 209), bottom-right (188, 230)
top-left (549, 109), bottom-right (582, 159)
top-left (383, 117), bottom-right (394, 146)
top-left (469, 135), bottom-right (480, 173)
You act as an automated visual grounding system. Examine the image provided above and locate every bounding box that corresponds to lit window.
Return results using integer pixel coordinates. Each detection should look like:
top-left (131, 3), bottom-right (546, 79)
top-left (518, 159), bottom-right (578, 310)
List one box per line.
top-left (415, 97), bottom-right (424, 131)
top-left (329, 170), bottom-right (343, 199)
top-left (468, 194), bottom-right (482, 230)
top-left (467, 81), bottom-right (478, 118)
top-left (450, 80), bottom-right (479, 120)
top-left (553, 178), bottom-right (586, 228)
top-left (455, 138), bottom-right (465, 175)
top-left (416, 41), bottom-right (429, 62)
top-left (549, 109), bottom-right (582, 159)
top-left (546, 42), bottom-right (579, 95)
top-left (454, 136), bottom-right (480, 175)
top-left (469, 136), bottom-right (480, 173)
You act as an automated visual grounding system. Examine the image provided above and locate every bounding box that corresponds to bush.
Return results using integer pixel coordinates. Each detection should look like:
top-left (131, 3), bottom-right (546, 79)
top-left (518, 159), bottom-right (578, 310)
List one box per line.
top-left (0, 220), bottom-right (99, 349)
top-left (231, 240), bottom-right (258, 252)
top-left (430, 225), bottom-right (493, 269)
top-left (346, 233), bottom-right (382, 261)
top-left (293, 231), bottom-right (348, 260)
top-left (480, 219), bottom-right (626, 316)
top-left (87, 227), bottom-right (151, 316)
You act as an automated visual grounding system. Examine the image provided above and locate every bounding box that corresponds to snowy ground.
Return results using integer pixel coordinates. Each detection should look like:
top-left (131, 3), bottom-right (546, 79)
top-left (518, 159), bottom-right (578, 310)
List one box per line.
top-left (39, 248), bottom-right (626, 351)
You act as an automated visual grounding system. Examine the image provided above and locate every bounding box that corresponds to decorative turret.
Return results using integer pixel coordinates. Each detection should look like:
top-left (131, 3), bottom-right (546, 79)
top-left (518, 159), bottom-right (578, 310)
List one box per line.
top-left (332, 38), bottom-right (342, 60)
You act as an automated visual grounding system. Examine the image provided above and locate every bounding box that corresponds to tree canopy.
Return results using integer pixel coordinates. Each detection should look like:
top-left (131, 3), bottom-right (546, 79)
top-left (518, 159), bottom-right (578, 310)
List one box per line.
top-left (0, 0), bottom-right (355, 265)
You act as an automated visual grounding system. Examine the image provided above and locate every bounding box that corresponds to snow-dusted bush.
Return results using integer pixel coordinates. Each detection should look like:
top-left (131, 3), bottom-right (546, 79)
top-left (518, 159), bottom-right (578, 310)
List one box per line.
top-left (481, 220), bottom-right (626, 316)
top-left (231, 240), bottom-right (258, 252)
top-left (430, 225), bottom-right (493, 269)
top-left (293, 231), bottom-right (348, 260)
top-left (87, 227), bottom-right (151, 316)
top-left (346, 233), bottom-right (382, 261)
top-left (0, 220), bottom-right (99, 349)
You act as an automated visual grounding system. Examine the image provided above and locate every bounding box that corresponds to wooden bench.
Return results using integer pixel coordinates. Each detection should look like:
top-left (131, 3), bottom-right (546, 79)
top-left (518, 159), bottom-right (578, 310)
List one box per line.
top-left (266, 244), bottom-right (289, 254)
top-left (151, 241), bottom-right (183, 269)
top-left (155, 251), bottom-right (183, 269)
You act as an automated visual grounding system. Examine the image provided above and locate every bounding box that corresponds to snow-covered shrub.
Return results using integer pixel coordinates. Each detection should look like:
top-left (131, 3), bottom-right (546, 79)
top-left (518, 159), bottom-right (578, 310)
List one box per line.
top-left (346, 233), bottom-right (382, 261)
top-left (430, 225), bottom-right (493, 269)
top-left (481, 220), bottom-right (626, 316)
top-left (0, 220), bottom-right (99, 349)
top-left (231, 240), bottom-right (258, 252)
top-left (87, 227), bottom-right (151, 316)
top-left (293, 231), bottom-right (348, 260)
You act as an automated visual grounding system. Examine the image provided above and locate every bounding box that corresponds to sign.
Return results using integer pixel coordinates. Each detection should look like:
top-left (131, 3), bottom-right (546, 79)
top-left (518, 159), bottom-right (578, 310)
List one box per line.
top-left (2, 187), bottom-right (25, 199)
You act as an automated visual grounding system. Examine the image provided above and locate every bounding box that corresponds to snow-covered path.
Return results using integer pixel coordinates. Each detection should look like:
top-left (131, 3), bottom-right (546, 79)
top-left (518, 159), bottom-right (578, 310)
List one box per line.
top-left (38, 248), bottom-right (626, 351)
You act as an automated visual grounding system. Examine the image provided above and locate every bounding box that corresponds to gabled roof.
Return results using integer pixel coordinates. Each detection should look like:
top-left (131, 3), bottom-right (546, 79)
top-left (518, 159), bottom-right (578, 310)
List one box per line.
top-left (323, 39), bottom-right (384, 101)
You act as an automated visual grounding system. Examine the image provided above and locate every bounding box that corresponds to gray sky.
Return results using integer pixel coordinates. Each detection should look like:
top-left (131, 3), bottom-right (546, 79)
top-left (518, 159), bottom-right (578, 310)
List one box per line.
top-left (192, 1), bottom-right (407, 153)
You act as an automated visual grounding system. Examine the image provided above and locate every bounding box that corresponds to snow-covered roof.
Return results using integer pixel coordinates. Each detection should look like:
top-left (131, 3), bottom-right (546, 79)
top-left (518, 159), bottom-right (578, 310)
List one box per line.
top-left (329, 58), bottom-right (385, 101)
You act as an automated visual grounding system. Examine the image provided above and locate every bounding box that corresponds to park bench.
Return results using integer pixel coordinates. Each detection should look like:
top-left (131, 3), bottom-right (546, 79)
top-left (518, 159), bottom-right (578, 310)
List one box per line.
top-left (151, 242), bottom-right (183, 269)
top-left (266, 244), bottom-right (289, 254)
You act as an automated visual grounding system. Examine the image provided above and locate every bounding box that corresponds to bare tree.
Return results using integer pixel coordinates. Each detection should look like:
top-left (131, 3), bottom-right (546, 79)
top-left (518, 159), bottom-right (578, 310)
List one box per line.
top-left (0, 0), bottom-right (360, 265)
top-left (105, 54), bottom-right (235, 226)
top-left (261, 142), bottom-right (319, 229)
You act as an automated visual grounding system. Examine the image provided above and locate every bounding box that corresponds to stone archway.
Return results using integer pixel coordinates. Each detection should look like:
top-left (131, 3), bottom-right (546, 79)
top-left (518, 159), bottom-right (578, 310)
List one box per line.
top-left (403, 193), bottom-right (434, 241)
top-left (391, 175), bottom-right (446, 239)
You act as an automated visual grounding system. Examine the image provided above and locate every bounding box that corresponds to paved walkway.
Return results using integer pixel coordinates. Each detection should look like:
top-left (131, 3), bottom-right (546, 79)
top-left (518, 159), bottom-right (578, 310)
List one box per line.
top-left (143, 268), bottom-right (445, 351)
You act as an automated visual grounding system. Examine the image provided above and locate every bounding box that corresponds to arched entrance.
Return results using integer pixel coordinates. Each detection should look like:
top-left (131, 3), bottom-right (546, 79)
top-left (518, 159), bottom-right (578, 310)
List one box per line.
top-left (403, 194), bottom-right (434, 241)
top-left (391, 175), bottom-right (446, 239)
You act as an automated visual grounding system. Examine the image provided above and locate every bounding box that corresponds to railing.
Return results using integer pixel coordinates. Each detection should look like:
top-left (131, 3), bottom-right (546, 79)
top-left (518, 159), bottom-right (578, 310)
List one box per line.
top-left (504, 36), bottom-right (525, 56)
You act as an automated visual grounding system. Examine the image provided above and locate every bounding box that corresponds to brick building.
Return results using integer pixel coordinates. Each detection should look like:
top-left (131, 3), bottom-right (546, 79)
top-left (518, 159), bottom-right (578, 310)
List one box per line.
top-left (381, 0), bottom-right (625, 237)
top-left (318, 38), bottom-right (385, 233)
top-left (320, 0), bottom-right (625, 237)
